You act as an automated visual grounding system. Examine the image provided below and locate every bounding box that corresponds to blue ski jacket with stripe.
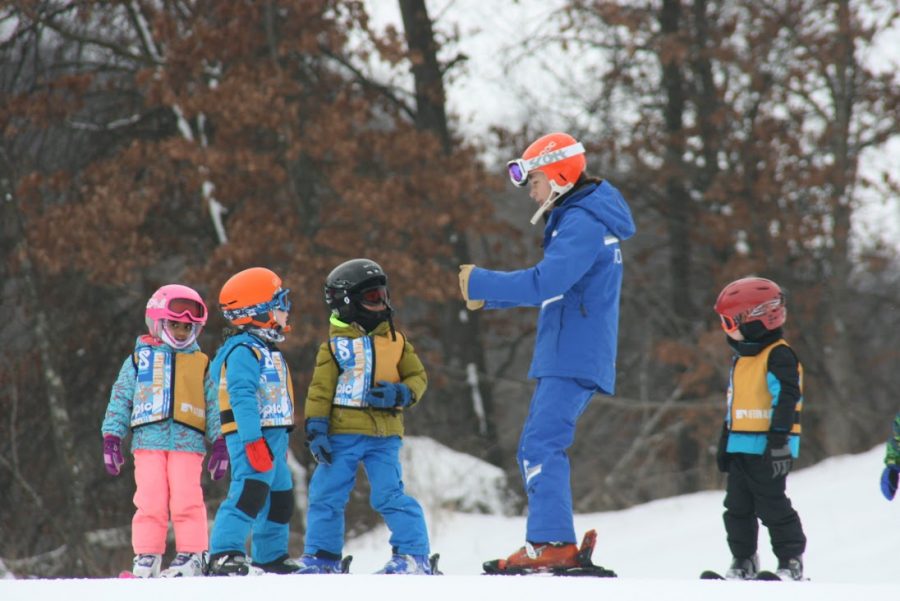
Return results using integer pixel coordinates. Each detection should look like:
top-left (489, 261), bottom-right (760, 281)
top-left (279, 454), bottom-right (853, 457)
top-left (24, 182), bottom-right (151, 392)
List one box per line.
top-left (468, 180), bottom-right (635, 394)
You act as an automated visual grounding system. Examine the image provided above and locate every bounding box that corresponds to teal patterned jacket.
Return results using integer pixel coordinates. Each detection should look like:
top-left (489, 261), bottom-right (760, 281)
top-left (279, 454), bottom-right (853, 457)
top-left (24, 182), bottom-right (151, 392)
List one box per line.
top-left (885, 412), bottom-right (900, 466)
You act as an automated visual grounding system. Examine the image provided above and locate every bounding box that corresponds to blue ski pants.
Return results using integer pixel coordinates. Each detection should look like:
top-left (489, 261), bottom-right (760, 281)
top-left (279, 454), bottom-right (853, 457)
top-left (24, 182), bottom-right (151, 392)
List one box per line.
top-left (304, 434), bottom-right (429, 556)
top-left (519, 376), bottom-right (596, 544)
top-left (209, 428), bottom-right (293, 563)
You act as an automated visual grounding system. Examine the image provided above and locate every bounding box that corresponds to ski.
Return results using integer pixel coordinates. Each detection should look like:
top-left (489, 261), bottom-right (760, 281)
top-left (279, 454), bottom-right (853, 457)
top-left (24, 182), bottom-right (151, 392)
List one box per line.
top-left (118, 571), bottom-right (138, 579)
top-left (339, 555), bottom-right (353, 574)
top-left (700, 570), bottom-right (725, 580)
top-left (482, 530), bottom-right (616, 577)
top-left (754, 570), bottom-right (781, 581)
top-left (429, 553), bottom-right (443, 576)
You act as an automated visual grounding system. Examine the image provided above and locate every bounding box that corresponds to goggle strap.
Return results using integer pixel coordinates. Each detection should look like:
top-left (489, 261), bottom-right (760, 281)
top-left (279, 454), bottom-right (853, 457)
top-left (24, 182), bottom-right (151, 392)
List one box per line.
top-left (521, 142), bottom-right (585, 173)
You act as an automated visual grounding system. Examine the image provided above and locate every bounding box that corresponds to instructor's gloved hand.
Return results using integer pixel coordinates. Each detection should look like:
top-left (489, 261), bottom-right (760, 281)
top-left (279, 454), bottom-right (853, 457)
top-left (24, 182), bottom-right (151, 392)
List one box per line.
top-left (103, 434), bottom-right (125, 476)
top-left (245, 437), bottom-right (274, 473)
top-left (365, 381), bottom-right (413, 409)
top-left (305, 417), bottom-right (332, 466)
top-left (458, 264), bottom-right (485, 311)
top-left (880, 464), bottom-right (899, 501)
top-left (716, 423), bottom-right (730, 473)
top-left (764, 432), bottom-right (793, 478)
top-left (207, 437), bottom-right (229, 480)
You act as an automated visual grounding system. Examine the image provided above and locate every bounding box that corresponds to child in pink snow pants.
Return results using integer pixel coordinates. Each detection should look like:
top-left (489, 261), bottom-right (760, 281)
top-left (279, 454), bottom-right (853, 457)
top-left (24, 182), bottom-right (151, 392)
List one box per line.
top-left (101, 284), bottom-right (228, 577)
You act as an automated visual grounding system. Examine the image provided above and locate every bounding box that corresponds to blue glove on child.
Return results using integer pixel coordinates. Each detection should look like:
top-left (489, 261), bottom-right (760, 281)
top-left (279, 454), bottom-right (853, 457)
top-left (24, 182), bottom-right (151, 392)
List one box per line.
top-left (365, 381), bottom-right (413, 409)
top-left (881, 465), bottom-right (899, 501)
top-left (305, 418), bottom-right (332, 466)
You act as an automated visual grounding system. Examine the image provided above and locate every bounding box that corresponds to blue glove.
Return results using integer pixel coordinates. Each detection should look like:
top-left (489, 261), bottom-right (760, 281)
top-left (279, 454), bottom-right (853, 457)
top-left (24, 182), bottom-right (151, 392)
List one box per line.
top-left (881, 465), bottom-right (899, 501)
top-left (365, 381), bottom-right (413, 409)
top-left (305, 418), bottom-right (332, 466)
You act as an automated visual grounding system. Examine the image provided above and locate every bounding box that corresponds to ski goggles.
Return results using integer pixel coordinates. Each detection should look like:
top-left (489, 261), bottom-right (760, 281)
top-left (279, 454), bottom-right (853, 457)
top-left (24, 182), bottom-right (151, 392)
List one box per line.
top-left (719, 313), bottom-right (740, 333)
top-left (506, 142), bottom-right (585, 187)
top-left (270, 288), bottom-right (292, 312)
top-left (166, 298), bottom-right (207, 323)
top-left (222, 288), bottom-right (292, 322)
top-left (357, 285), bottom-right (389, 306)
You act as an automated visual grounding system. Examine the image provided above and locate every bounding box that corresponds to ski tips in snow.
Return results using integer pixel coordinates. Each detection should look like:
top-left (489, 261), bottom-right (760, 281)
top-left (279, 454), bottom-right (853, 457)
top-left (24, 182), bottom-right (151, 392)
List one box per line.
top-left (700, 570), bottom-right (725, 580)
top-left (429, 553), bottom-right (443, 576)
top-left (339, 555), bottom-right (353, 574)
top-left (699, 569), bottom-right (806, 582)
top-left (482, 529), bottom-right (616, 577)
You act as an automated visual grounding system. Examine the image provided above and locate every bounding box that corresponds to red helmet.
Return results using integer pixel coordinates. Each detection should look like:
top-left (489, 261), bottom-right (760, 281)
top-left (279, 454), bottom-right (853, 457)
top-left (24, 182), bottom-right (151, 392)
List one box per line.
top-left (714, 277), bottom-right (786, 333)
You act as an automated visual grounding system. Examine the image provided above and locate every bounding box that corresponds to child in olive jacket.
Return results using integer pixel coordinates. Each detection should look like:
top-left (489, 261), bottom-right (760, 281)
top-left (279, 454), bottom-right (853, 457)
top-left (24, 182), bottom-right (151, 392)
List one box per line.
top-left (297, 258), bottom-right (432, 575)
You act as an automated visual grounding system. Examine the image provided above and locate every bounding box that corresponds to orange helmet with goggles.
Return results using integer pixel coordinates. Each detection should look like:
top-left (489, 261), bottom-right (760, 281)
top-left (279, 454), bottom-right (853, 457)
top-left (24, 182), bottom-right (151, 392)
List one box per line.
top-left (714, 277), bottom-right (786, 334)
top-left (508, 132), bottom-right (587, 225)
top-left (219, 267), bottom-right (291, 331)
top-left (507, 132), bottom-right (586, 191)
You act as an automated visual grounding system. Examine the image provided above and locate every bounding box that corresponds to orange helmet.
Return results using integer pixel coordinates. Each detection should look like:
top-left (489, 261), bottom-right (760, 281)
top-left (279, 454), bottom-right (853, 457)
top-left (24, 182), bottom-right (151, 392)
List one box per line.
top-left (219, 267), bottom-right (291, 330)
top-left (714, 277), bottom-right (786, 333)
top-left (507, 132), bottom-right (586, 191)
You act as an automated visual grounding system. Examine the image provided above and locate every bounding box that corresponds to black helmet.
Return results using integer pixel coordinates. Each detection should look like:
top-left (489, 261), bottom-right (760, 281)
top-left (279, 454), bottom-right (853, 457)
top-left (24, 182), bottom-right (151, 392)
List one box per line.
top-left (324, 258), bottom-right (393, 328)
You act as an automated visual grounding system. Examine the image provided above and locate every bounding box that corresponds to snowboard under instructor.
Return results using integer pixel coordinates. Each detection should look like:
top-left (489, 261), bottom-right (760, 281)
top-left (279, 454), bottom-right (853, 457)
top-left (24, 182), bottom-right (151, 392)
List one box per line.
top-left (459, 132), bottom-right (635, 572)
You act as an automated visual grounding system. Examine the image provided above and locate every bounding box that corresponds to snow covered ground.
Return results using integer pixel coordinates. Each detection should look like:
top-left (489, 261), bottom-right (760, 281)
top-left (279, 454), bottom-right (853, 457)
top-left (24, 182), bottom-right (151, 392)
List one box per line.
top-left (2, 445), bottom-right (897, 601)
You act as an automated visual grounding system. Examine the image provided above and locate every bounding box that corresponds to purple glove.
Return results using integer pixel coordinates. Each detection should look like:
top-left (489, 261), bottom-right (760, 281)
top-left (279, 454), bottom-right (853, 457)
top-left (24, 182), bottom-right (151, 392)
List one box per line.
top-left (207, 437), bottom-right (229, 481)
top-left (103, 435), bottom-right (124, 476)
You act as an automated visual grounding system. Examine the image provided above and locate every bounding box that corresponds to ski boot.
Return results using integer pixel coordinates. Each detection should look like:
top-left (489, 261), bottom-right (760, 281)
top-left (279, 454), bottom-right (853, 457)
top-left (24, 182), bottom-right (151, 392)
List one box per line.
top-left (774, 556), bottom-right (804, 581)
top-left (376, 553), bottom-right (440, 575)
top-left (252, 554), bottom-right (305, 574)
top-left (292, 551), bottom-right (352, 574)
top-left (206, 552), bottom-right (264, 576)
top-left (131, 553), bottom-right (162, 578)
top-left (160, 551), bottom-right (207, 577)
top-left (724, 554), bottom-right (759, 580)
top-left (483, 530), bottom-right (616, 577)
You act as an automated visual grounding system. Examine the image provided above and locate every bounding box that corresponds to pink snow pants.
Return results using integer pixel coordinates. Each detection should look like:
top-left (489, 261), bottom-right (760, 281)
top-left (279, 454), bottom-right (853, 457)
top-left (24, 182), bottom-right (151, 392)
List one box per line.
top-left (132, 450), bottom-right (207, 554)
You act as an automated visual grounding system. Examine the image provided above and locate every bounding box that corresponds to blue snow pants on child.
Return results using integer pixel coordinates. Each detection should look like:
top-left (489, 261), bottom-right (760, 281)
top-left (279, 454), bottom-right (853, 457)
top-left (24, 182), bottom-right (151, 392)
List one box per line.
top-left (519, 376), bottom-right (596, 544)
top-left (304, 434), bottom-right (429, 556)
top-left (210, 428), bottom-right (293, 563)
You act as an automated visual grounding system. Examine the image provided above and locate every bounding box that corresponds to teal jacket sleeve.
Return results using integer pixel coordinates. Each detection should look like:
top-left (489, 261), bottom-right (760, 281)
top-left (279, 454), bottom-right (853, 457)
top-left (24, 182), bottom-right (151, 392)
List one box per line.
top-left (101, 357), bottom-right (136, 439)
top-left (224, 345), bottom-right (264, 444)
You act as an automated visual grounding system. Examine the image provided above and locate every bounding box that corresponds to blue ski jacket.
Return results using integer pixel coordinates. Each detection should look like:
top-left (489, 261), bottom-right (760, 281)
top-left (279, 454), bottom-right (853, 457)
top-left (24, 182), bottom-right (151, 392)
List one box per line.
top-left (468, 180), bottom-right (635, 393)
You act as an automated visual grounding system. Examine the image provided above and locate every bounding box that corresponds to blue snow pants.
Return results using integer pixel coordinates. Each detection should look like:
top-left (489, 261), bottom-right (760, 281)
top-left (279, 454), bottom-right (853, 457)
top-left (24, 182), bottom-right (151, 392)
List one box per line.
top-left (304, 434), bottom-right (429, 556)
top-left (209, 428), bottom-right (292, 563)
top-left (519, 376), bottom-right (596, 544)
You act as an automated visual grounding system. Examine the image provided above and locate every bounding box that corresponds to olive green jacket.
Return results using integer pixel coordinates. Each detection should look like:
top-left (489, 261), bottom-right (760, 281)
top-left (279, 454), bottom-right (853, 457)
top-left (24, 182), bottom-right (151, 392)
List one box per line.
top-left (304, 317), bottom-right (427, 437)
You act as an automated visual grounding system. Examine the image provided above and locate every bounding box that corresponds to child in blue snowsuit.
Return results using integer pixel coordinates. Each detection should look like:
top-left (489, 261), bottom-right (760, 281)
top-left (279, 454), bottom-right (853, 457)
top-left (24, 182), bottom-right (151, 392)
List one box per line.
top-left (207, 267), bottom-right (297, 576)
top-left (459, 132), bottom-right (635, 571)
top-left (296, 258), bottom-right (432, 575)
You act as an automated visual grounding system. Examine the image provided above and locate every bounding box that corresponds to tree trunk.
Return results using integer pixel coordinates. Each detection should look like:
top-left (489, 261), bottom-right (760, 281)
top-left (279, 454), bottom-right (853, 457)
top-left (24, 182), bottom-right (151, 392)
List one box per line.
top-left (8, 199), bottom-right (95, 575)
top-left (398, 0), bottom-right (502, 464)
top-left (659, 0), bottom-right (694, 330)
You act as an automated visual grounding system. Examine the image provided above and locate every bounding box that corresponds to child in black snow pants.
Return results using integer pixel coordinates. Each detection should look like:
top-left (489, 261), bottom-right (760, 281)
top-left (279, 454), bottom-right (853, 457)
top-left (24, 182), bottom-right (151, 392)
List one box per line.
top-left (713, 276), bottom-right (807, 581)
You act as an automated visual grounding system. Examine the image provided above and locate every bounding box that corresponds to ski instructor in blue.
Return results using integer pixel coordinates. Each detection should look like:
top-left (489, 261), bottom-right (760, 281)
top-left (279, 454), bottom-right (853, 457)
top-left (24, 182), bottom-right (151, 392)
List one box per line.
top-left (460, 132), bottom-right (634, 574)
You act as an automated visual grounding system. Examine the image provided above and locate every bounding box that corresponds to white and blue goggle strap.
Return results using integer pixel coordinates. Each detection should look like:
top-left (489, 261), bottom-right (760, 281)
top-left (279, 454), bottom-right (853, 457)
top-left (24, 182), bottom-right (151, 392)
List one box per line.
top-left (506, 142), bottom-right (585, 187)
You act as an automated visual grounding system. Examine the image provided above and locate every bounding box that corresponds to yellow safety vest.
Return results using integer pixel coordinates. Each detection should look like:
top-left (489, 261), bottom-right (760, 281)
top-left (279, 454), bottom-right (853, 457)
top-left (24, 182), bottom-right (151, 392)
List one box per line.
top-left (729, 339), bottom-right (803, 434)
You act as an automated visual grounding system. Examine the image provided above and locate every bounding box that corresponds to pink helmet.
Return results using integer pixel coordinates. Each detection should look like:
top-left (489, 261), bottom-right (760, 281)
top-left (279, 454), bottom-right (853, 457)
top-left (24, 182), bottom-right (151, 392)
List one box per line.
top-left (145, 284), bottom-right (208, 349)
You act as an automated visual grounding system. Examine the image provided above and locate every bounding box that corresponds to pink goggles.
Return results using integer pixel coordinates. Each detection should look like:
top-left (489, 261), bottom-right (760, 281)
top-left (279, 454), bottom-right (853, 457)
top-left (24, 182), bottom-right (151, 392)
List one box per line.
top-left (161, 297), bottom-right (206, 323)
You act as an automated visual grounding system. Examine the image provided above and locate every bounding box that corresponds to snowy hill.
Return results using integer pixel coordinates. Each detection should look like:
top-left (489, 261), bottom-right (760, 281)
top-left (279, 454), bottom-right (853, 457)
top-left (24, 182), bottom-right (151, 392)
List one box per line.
top-left (2, 446), bottom-right (897, 601)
